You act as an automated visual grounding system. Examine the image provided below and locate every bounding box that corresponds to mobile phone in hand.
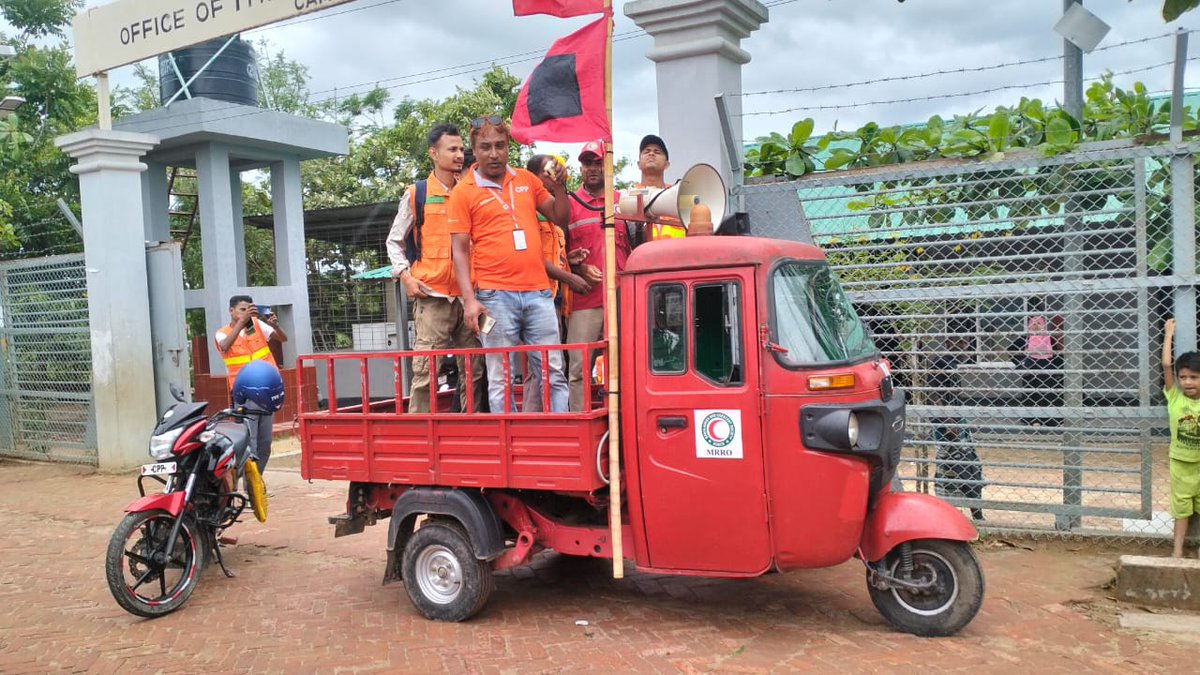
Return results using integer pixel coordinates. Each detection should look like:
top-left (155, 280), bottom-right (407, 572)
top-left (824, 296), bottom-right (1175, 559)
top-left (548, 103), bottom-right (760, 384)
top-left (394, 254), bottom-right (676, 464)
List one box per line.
top-left (480, 315), bottom-right (496, 335)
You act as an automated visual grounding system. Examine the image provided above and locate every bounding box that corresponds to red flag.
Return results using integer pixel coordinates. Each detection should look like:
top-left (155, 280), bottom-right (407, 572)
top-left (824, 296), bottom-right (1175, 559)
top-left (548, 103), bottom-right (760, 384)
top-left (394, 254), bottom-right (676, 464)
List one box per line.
top-left (511, 17), bottom-right (610, 145)
top-left (512, 0), bottom-right (605, 18)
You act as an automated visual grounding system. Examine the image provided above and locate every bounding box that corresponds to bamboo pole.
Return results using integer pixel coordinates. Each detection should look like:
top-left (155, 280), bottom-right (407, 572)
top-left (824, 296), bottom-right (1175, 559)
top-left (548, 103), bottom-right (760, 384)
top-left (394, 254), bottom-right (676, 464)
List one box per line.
top-left (602, 2), bottom-right (623, 580)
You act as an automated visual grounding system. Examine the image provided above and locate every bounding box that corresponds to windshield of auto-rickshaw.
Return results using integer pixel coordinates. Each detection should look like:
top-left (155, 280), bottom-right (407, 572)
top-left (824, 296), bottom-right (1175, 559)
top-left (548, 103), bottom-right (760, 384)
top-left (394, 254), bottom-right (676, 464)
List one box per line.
top-left (771, 261), bottom-right (875, 365)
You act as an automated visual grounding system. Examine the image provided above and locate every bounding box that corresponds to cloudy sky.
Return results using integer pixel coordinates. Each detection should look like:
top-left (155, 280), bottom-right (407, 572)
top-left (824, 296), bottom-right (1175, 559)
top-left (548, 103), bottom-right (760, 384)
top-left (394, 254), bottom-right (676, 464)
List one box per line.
top-left (76, 0), bottom-right (1199, 174)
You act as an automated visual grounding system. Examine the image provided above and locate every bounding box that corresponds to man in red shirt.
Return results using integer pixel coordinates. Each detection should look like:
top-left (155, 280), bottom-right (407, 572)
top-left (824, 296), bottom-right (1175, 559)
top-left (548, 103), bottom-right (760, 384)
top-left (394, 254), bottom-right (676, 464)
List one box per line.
top-left (565, 140), bottom-right (630, 411)
top-left (448, 117), bottom-right (579, 413)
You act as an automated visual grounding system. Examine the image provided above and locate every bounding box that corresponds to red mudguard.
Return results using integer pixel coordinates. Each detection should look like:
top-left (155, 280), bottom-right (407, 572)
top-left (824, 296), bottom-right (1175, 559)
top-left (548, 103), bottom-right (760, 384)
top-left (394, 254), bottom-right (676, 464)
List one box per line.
top-left (124, 491), bottom-right (186, 518)
top-left (859, 491), bottom-right (978, 562)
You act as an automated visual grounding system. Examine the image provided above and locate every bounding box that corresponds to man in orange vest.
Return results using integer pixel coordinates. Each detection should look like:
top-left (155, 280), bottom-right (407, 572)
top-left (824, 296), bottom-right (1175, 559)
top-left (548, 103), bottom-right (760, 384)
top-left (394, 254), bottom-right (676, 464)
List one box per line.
top-left (636, 134), bottom-right (687, 241)
top-left (214, 295), bottom-right (287, 469)
top-left (386, 123), bottom-right (487, 413)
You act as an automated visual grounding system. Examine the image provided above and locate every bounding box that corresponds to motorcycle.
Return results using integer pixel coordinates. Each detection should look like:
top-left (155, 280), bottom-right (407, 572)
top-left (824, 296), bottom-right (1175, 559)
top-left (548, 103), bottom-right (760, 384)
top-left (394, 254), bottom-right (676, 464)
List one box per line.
top-left (104, 361), bottom-right (282, 618)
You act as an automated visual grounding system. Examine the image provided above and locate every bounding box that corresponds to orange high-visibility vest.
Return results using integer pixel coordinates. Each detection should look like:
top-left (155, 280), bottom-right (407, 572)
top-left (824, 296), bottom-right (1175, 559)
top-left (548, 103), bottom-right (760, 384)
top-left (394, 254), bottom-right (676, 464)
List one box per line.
top-left (217, 317), bottom-right (275, 391)
top-left (538, 216), bottom-right (572, 315)
top-left (592, 354), bottom-right (607, 387)
top-left (648, 220), bottom-right (687, 240)
top-left (408, 176), bottom-right (462, 297)
top-left (636, 182), bottom-right (687, 240)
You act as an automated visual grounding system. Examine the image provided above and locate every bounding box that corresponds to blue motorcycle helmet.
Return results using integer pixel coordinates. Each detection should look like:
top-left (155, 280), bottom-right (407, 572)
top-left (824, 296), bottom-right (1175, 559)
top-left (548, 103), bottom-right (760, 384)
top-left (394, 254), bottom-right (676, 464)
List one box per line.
top-left (232, 360), bottom-right (285, 412)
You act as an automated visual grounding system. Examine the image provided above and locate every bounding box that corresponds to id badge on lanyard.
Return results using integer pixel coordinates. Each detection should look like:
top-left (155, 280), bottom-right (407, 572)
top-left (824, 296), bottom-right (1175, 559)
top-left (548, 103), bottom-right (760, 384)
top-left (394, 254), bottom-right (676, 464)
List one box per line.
top-left (499, 184), bottom-right (527, 251)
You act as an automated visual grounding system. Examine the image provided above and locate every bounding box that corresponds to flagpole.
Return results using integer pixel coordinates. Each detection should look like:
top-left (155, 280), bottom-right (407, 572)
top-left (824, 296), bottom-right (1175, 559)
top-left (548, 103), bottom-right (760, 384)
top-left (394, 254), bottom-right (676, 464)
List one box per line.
top-left (601, 1), bottom-right (623, 581)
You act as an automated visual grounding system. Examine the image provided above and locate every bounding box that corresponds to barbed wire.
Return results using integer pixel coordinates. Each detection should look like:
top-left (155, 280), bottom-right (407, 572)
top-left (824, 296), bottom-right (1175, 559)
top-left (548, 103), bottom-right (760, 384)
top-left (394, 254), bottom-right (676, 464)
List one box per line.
top-left (245, 0), bottom-right (409, 35)
top-left (0, 216), bottom-right (85, 261)
top-left (89, 3), bottom-right (1196, 140)
top-left (114, 30), bottom-right (652, 137)
top-left (738, 31), bottom-right (1186, 98)
top-left (739, 58), bottom-right (1193, 117)
top-left (302, 30), bottom-right (645, 101)
top-left (280, 0), bottom-right (801, 100)
top-left (128, 27), bottom-right (1197, 139)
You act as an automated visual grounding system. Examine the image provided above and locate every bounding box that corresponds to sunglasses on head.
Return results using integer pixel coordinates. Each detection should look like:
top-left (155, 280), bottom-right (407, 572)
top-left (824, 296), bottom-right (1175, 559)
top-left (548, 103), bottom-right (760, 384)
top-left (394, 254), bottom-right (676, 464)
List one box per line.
top-left (471, 115), bottom-right (504, 129)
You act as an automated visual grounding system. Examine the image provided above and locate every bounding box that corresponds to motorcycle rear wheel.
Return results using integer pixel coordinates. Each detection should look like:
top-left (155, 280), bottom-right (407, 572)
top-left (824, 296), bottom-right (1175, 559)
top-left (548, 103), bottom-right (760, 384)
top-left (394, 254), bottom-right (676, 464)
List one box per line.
top-left (105, 509), bottom-right (205, 618)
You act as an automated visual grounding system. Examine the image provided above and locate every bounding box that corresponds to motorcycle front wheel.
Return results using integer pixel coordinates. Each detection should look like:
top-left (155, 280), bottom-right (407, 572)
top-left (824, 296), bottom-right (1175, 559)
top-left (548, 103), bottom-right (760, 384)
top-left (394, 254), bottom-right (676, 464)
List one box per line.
top-left (105, 509), bottom-right (205, 618)
top-left (866, 538), bottom-right (984, 637)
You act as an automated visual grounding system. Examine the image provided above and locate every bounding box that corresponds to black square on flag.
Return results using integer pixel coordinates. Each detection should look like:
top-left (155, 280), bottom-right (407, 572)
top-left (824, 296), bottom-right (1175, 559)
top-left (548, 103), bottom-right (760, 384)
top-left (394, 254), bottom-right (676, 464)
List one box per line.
top-left (527, 54), bottom-right (582, 125)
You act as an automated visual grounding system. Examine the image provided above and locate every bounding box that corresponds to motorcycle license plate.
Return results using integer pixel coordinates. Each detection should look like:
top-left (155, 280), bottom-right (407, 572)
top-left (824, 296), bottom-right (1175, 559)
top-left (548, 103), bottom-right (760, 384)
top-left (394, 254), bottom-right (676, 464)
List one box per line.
top-left (140, 461), bottom-right (177, 477)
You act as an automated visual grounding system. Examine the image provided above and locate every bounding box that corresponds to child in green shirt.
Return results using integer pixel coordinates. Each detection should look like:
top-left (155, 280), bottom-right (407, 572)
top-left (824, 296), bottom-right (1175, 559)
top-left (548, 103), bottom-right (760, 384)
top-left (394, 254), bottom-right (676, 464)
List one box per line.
top-left (1163, 318), bottom-right (1200, 557)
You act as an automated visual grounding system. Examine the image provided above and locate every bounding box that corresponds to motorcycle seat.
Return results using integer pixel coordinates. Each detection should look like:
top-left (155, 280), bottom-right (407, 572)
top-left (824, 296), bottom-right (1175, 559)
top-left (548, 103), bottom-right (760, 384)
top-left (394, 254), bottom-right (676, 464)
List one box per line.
top-left (214, 422), bottom-right (250, 454)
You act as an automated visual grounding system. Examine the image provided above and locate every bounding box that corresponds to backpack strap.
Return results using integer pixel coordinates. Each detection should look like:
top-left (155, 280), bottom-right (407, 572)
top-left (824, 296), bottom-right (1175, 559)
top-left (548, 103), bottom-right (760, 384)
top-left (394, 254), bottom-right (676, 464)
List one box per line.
top-left (403, 180), bottom-right (428, 264)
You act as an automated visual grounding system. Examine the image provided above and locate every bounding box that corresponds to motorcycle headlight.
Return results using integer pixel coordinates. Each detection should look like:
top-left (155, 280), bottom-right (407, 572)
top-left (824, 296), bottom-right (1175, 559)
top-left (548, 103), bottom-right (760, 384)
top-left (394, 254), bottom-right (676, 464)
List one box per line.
top-left (148, 427), bottom-right (184, 460)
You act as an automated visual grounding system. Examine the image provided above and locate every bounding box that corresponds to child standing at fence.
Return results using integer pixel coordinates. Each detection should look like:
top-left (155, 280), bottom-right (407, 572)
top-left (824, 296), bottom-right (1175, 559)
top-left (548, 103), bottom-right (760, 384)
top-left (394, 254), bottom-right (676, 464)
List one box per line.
top-left (1162, 318), bottom-right (1200, 557)
top-left (929, 324), bottom-right (985, 520)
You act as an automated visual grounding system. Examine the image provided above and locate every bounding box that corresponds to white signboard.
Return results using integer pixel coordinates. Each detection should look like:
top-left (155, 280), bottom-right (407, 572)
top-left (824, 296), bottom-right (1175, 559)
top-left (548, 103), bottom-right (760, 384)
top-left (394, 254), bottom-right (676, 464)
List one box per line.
top-left (72, 0), bottom-right (355, 77)
top-left (694, 409), bottom-right (743, 459)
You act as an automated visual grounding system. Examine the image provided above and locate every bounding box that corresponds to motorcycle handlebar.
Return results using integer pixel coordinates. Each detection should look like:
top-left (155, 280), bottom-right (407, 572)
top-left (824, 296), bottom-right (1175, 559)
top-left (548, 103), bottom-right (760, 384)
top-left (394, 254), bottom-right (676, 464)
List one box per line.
top-left (209, 406), bottom-right (271, 424)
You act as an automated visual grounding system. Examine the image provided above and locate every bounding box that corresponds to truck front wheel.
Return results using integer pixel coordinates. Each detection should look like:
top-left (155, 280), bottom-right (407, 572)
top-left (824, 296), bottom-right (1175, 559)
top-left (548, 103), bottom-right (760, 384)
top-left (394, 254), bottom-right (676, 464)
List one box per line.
top-left (866, 539), bottom-right (984, 637)
top-left (402, 520), bottom-right (494, 621)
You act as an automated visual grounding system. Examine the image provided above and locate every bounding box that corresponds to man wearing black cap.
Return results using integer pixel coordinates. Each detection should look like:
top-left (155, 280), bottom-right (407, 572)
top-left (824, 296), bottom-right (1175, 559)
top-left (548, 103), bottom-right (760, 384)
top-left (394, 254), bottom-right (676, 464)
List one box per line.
top-left (635, 134), bottom-right (686, 240)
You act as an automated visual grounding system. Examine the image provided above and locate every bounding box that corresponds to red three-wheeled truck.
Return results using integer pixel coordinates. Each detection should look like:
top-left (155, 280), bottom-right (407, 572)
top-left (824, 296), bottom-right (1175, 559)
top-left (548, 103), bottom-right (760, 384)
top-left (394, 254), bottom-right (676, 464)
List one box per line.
top-left (298, 234), bottom-right (984, 637)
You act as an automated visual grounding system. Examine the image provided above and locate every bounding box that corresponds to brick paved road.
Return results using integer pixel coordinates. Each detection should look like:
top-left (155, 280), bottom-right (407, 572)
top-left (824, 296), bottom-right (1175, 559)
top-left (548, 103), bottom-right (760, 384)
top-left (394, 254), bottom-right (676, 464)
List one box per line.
top-left (0, 458), bottom-right (1193, 674)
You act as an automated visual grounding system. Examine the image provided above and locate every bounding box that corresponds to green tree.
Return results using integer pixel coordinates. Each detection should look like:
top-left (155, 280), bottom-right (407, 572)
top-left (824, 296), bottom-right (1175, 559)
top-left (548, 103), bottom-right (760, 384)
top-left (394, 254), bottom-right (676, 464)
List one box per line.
top-left (1163, 0), bottom-right (1200, 21)
top-left (0, 0), bottom-right (97, 256)
top-left (300, 66), bottom-right (524, 209)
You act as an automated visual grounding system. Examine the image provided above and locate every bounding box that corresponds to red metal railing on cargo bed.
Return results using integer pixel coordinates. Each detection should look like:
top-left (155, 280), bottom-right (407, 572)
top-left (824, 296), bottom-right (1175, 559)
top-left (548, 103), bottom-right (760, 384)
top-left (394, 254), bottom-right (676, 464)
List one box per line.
top-left (295, 342), bottom-right (612, 492)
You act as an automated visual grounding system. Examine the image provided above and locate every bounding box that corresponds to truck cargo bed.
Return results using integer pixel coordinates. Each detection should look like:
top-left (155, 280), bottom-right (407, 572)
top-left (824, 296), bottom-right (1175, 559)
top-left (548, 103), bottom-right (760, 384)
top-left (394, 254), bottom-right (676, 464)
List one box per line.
top-left (297, 349), bottom-right (611, 493)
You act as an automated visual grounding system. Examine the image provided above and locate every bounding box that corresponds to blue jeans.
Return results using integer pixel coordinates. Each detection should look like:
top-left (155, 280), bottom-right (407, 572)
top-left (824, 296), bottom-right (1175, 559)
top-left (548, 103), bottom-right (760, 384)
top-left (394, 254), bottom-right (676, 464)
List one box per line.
top-left (477, 289), bottom-right (567, 413)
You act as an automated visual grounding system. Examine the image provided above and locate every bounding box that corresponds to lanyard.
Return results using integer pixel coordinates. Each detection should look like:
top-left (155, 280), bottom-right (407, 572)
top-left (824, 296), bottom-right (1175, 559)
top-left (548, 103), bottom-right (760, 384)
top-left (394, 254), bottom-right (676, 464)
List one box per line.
top-left (488, 183), bottom-right (522, 231)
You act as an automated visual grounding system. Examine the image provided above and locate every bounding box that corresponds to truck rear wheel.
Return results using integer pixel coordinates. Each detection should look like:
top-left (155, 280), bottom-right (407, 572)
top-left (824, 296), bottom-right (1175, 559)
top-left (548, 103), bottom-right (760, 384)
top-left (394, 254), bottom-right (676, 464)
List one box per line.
top-left (866, 539), bottom-right (984, 637)
top-left (402, 520), bottom-right (494, 622)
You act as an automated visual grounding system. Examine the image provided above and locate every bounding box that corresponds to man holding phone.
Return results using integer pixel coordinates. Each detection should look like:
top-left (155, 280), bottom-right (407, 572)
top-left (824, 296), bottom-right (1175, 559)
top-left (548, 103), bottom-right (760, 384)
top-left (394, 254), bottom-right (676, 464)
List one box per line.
top-left (214, 295), bottom-right (288, 469)
top-left (449, 116), bottom-right (572, 413)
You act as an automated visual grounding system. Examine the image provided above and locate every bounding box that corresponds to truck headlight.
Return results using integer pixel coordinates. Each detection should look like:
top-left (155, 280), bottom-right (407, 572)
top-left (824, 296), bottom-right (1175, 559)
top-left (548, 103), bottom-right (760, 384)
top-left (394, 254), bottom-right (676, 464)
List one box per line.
top-left (847, 412), bottom-right (860, 447)
top-left (148, 427), bottom-right (184, 460)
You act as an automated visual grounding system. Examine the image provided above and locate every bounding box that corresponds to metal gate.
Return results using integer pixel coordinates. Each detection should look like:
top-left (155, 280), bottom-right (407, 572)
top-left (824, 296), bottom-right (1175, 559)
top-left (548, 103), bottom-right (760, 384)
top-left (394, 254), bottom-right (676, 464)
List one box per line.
top-left (0, 254), bottom-right (96, 465)
top-left (742, 139), bottom-right (1197, 536)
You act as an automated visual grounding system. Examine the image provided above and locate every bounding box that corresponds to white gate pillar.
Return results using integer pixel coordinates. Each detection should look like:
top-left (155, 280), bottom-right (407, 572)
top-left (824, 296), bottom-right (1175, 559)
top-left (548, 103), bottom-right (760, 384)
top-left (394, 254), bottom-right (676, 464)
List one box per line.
top-left (625, 0), bottom-right (769, 191)
top-left (55, 129), bottom-right (161, 470)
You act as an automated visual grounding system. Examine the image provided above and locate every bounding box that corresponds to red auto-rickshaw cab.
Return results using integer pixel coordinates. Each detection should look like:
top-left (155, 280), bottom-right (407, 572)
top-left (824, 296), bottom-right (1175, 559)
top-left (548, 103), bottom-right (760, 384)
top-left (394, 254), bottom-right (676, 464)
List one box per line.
top-left (618, 236), bottom-right (907, 573)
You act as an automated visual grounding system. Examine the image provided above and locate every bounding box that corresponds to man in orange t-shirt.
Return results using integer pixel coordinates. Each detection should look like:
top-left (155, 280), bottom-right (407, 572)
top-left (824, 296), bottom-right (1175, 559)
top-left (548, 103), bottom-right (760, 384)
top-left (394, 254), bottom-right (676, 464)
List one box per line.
top-left (448, 117), bottom-right (579, 413)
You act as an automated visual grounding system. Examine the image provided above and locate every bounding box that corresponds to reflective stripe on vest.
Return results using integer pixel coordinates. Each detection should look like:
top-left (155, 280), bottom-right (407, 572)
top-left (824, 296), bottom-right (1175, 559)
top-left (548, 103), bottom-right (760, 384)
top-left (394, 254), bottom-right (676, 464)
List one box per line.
top-left (650, 221), bottom-right (687, 240)
top-left (224, 345), bottom-right (273, 366)
top-left (218, 317), bottom-right (275, 390)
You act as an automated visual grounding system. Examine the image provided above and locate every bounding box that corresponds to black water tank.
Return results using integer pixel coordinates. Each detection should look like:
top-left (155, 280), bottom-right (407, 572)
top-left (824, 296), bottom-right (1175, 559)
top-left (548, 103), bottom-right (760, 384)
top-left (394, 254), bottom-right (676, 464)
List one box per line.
top-left (158, 36), bottom-right (258, 107)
